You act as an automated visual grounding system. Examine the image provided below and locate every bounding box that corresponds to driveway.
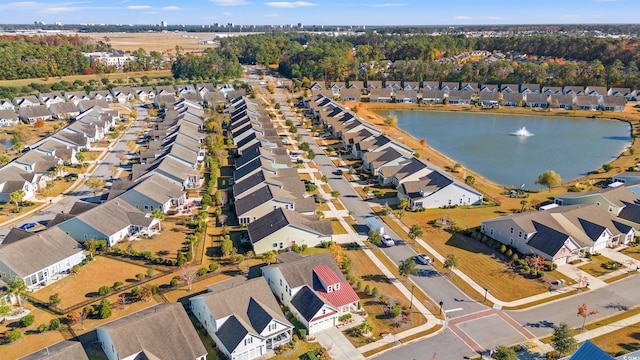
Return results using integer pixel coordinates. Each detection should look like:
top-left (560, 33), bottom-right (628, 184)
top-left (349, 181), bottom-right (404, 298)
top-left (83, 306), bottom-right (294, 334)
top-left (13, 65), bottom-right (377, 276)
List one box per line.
top-left (315, 327), bottom-right (364, 360)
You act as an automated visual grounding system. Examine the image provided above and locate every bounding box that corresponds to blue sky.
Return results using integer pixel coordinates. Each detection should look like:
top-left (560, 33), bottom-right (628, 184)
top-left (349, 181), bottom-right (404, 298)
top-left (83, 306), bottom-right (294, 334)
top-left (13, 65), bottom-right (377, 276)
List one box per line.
top-left (0, 0), bottom-right (637, 26)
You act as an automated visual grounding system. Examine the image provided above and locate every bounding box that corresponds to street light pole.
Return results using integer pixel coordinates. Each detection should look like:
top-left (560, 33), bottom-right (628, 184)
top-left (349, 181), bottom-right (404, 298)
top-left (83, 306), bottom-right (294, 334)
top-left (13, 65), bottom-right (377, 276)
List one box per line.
top-left (483, 288), bottom-right (490, 303)
top-left (438, 301), bottom-right (444, 315)
top-left (409, 285), bottom-right (415, 309)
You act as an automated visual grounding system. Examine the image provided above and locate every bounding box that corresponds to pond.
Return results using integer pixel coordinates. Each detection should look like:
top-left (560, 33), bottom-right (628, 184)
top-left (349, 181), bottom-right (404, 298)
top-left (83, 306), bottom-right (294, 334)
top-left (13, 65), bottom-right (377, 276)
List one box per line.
top-left (0, 138), bottom-right (13, 150)
top-left (375, 110), bottom-right (632, 189)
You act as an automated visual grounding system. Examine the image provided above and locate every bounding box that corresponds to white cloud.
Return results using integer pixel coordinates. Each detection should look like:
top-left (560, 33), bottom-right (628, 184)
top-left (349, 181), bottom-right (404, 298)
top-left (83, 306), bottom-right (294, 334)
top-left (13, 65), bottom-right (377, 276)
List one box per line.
top-left (265, 1), bottom-right (316, 8)
top-left (561, 14), bottom-right (579, 19)
top-left (373, 3), bottom-right (405, 7)
top-left (454, 15), bottom-right (470, 20)
top-left (127, 5), bottom-right (151, 9)
top-left (39, 6), bottom-right (77, 13)
top-left (7, 1), bottom-right (39, 7)
top-left (162, 6), bottom-right (181, 11)
top-left (210, 0), bottom-right (249, 5)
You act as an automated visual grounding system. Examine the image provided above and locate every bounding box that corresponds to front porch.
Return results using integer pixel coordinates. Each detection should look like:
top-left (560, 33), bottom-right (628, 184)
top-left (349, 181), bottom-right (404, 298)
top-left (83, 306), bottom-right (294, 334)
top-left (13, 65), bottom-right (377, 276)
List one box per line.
top-left (266, 329), bottom-right (292, 350)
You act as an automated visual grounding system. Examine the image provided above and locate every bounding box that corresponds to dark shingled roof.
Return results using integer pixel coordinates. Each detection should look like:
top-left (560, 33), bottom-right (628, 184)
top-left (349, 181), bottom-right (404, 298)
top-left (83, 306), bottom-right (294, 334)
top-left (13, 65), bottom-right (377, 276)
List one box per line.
top-left (527, 221), bottom-right (571, 257)
top-left (618, 201), bottom-right (640, 224)
top-left (263, 253), bottom-right (345, 289)
top-left (247, 208), bottom-right (332, 244)
top-left (216, 316), bottom-right (249, 353)
top-left (290, 286), bottom-right (327, 321)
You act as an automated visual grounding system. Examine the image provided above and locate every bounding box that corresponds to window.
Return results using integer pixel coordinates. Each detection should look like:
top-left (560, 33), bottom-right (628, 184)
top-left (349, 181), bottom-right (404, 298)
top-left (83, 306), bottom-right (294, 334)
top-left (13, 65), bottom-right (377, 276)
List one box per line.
top-left (280, 279), bottom-right (282, 286)
top-left (510, 238), bottom-right (514, 246)
top-left (490, 229), bottom-right (494, 235)
top-left (524, 234), bottom-right (528, 240)
top-left (510, 227), bottom-right (514, 234)
top-left (285, 285), bottom-right (289, 292)
top-left (518, 231), bottom-right (522, 238)
top-left (596, 202), bottom-right (601, 206)
top-left (335, 283), bottom-right (340, 290)
top-left (273, 243), bottom-right (278, 248)
top-left (481, 224), bottom-right (486, 232)
top-left (327, 285), bottom-right (332, 293)
top-left (279, 242), bottom-right (284, 249)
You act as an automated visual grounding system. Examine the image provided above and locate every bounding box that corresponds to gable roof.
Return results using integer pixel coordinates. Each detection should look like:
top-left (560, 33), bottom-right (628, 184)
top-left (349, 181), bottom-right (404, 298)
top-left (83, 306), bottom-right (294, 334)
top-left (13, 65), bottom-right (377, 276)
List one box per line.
top-left (569, 340), bottom-right (614, 360)
top-left (290, 285), bottom-right (331, 322)
top-left (264, 253), bottom-right (345, 289)
top-left (19, 341), bottom-right (89, 360)
top-left (60, 200), bottom-right (154, 235)
top-left (97, 303), bottom-right (206, 360)
top-left (0, 227), bottom-right (84, 278)
top-left (526, 221), bottom-right (573, 257)
top-left (248, 208), bottom-right (332, 244)
top-left (400, 170), bottom-right (455, 199)
top-left (125, 174), bottom-right (185, 204)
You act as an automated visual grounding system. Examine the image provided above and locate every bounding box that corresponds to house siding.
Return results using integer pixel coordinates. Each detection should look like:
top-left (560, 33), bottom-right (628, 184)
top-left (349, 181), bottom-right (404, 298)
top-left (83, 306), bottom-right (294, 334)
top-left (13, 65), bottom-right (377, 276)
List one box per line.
top-left (118, 190), bottom-right (167, 213)
top-left (252, 227), bottom-right (331, 255)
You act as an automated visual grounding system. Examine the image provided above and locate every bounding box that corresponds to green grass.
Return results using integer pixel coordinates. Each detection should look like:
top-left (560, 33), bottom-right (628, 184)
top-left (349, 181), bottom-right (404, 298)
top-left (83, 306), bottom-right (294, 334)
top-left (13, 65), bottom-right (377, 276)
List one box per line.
top-left (0, 70), bottom-right (172, 88)
top-left (578, 255), bottom-right (623, 277)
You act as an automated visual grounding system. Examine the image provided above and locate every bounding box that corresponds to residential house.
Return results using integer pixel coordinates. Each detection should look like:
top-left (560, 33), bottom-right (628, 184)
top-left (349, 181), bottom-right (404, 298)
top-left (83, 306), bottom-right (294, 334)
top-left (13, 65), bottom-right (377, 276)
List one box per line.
top-left (585, 86), bottom-right (608, 99)
top-left (13, 95), bottom-right (41, 108)
top-left (18, 105), bottom-right (52, 123)
top-left (52, 200), bottom-right (161, 246)
top-left (397, 169), bottom-right (483, 209)
top-left (502, 93), bottom-right (524, 107)
top-left (0, 109), bottom-right (19, 127)
top-left (65, 91), bottom-right (90, 105)
top-left (500, 84), bottom-right (519, 93)
top-left (329, 82), bottom-right (346, 96)
top-left (567, 340), bottom-right (615, 360)
top-left (366, 81), bottom-right (383, 92)
top-left (550, 94), bottom-right (574, 109)
top-left (339, 89), bottom-right (362, 102)
top-left (0, 166), bottom-right (41, 202)
top-left (394, 90), bottom-right (418, 103)
top-left (38, 92), bottom-right (66, 107)
top-left (422, 81), bottom-right (440, 91)
top-left (520, 84), bottom-right (541, 94)
top-left (480, 84), bottom-right (498, 92)
top-left (262, 253), bottom-right (360, 334)
top-left (51, 130), bottom-right (91, 151)
top-left (309, 82), bottom-right (325, 91)
top-left (613, 172), bottom-right (640, 184)
top-left (542, 86), bottom-right (563, 95)
top-left (155, 94), bottom-right (177, 108)
top-left (156, 85), bottom-right (177, 96)
top-left (232, 167), bottom-right (304, 201)
top-left (196, 83), bottom-right (216, 98)
top-left (89, 90), bottom-right (114, 102)
top-left (347, 81), bottom-right (364, 91)
top-left (525, 93), bottom-right (549, 108)
top-left (77, 99), bottom-right (111, 113)
top-left (421, 90), bottom-right (445, 104)
top-left (378, 157), bottom-right (431, 187)
top-left (479, 92), bottom-right (499, 106)
top-left (0, 227), bottom-right (85, 289)
top-left (117, 174), bottom-right (186, 214)
top-left (0, 99), bottom-right (14, 110)
top-left (235, 185), bottom-right (315, 224)
top-left (369, 88), bottom-right (392, 102)
top-left (440, 82), bottom-right (459, 93)
top-left (135, 86), bottom-right (155, 102)
top-left (48, 102), bottom-right (80, 119)
top-left (385, 81), bottom-right (402, 92)
top-left (563, 86), bottom-right (585, 97)
top-left (19, 341), bottom-right (89, 360)
top-left (190, 277), bottom-right (294, 360)
top-left (608, 87), bottom-right (634, 101)
top-left (575, 95), bottom-right (600, 111)
top-left (363, 147), bottom-right (411, 175)
top-left (446, 91), bottom-right (472, 105)
top-left (247, 208), bottom-right (333, 254)
top-left (203, 91), bottom-right (226, 107)
top-left (601, 96), bottom-right (625, 111)
top-left (177, 84), bottom-right (197, 96)
top-left (460, 82), bottom-right (478, 93)
top-left (111, 86), bottom-right (134, 103)
top-left (97, 303), bottom-right (207, 360)
top-left (403, 81), bottom-right (420, 91)
top-left (553, 185), bottom-right (638, 216)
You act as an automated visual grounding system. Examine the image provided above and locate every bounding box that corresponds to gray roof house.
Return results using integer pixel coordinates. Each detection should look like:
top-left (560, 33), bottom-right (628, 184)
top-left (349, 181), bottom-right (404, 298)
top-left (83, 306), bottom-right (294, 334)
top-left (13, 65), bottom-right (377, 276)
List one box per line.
top-left (18, 105), bottom-right (52, 123)
top-left (502, 92), bottom-right (524, 107)
top-left (446, 90), bottom-right (472, 105)
top-left (339, 89), bottom-right (362, 102)
top-left (575, 95), bottom-right (600, 110)
top-left (500, 84), bottom-right (519, 93)
top-left (394, 90), bottom-right (418, 103)
top-left (0, 98), bottom-right (14, 110)
top-left (65, 91), bottom-right (91, 105)
top-left (397, 170), bottom-right (483, 209)
top-left (520, 84), bottom-right (540, 94)
top-left (19, 340), bottom-right (89, 360)
top-left (97, 303), bottom-right (207, 360)
top-left (0, 109), bottom-right (19, 127)
top-left (117, 174), bottom-right (187, 214)
top-left (190, 277), bottom-right (294, 360)
top-left (13, 95), bottom-right (41, 108)
top-left (479, 92), bottom-right (499, 106)
top-left (550, 94), bottom-right (575, 109)
top-left (235, 185), bottom-right (315, 225)
top-left (38, 92), bottom-right (66, 107)
top-left (422, 81), bottom-right (440, 91)
top-left (0, 227), bottom-right (85, 288)
top-left (601, 96), bottom-right (625, 112)
top-left (369, 88), bottom-right (392, 102)
top-left (525, 93), bottom-right (549, 108)
top-left (247, 208), bottom-right (333, 254)
top-left (49, 101), bottom-right (80, 119)
top-left (421, 90), bottom-right (445, 103)
top-left (89, 90), bottom-right (113, 102)
top-left (53, 200), bottom-right (161, 246)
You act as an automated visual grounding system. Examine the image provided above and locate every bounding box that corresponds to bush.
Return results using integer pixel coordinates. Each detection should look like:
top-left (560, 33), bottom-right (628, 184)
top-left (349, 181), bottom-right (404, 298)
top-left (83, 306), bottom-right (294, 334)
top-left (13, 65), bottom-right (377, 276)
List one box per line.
top-left (512, 253), bottom-right (519, 261)
top-left (390, 304), bottom-right (402, 318)
top-left (355, 280), bottom-right (362, 290)
top-left (371, 287), bottom-right (379, 297)
top-left (209, 263), bottom-right (219, 272)
top-left (136, 273), bottom-right (146, 281)
top-left (37, 323), bottom-right (49, 333)
top-left (537, 270), bottom-right (545, 278)
top-left (146, 268), bottom-right (155, 277)
top-left (506, 249), bottom-right (513, 257)
top-left (20, 314), bottom-right (35, 327)
top-left (523, 265), bottom-right (530, 272)
top-left (198, 267), bottom-right (208, 276)
top-left (500, 245), bottom-right (507, 253)
top-left (98, 286), bottom-right (111, 295)
top-left (339, 313), bottom-right (352, 322)
top-left (170, 278), bottom-right (179, 287)
top-left (49, 318), bottom-right (61, 330)
top-left (298, 328), bottom-right (307, 338)
top-left (99, 299), bottom-right (112, 319)
top-left (7, 329), bottom-right (22, 343)
top-left (113, 281), bottom-right (124, 289)
top-left (364, 284), bottom-right (371, 295)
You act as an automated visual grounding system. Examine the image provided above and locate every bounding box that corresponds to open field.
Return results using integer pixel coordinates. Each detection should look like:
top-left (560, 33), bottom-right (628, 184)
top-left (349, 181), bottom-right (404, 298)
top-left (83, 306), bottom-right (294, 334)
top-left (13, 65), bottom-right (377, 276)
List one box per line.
top-left (84, 32), bottom-right (221, 52)
top-left (32, 256), bottom-right (150, 308)
top-left (0, 70), bottom-right (172, 89)
top-left (113, 217), bottom-right (191, 260)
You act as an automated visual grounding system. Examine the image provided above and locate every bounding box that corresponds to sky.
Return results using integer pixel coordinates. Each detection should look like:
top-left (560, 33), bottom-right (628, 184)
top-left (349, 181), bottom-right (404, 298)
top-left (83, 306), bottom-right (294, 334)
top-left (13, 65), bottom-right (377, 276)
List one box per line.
top-left (0, 0), bottom-right (638, 26)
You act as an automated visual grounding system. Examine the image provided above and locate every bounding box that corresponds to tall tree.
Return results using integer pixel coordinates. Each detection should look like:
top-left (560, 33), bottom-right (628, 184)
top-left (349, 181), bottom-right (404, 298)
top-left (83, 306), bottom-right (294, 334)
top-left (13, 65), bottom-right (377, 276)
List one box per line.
top-left (408, 224), bottom-right (423, 241)
top-left (551, 322), bottom-right (577, 355)
top-left (8, 278), bottom-right (27, 308)
top-left (443, 253), bottom-right (460, 274)
top-left (399, 258), bottom-right (418, 278)
top-left (9, 189), bottom-right (25, 212)
top-left (577, 303), bottom-right (599, 330)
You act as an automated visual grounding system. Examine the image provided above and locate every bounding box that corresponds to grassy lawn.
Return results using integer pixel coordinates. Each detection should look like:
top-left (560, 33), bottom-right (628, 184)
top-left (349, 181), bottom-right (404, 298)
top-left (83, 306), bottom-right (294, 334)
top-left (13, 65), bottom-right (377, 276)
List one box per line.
top-left (590, 322), bottom-right (640, 356)
top-left (316, 202), bottom-right (330, 212)
top-left (321, 184), bottom-right (332, 193)
top-left (578, 254), bottom-right (624, 277)
top-left (299, 173), bottom-right (312, 181)
top-left (0, 70), bottom-right (172, 88)
top-left (276, 341), bottom-right (323, 360)
top-left (113, 217), bottom-right (191, 260)
top-left (621, 246), bottom-right (640, 261)
top-left (330, 219), bottom-right (348, 235)
top-left (343, 248), bottom-right (427, 348)
top-left (32, 256), bottom-right (151, 308)
top-left (387, 214), bottom-right (550, 302)
top-left (0, 201), bottom-right (43, 217)
top-left (331, 199), bottom-right (345, 210)
top-left (37, 179), bottom-right (75, 199)
top-left (605, 270), bottom-right (638, 284)
top-left (0, 304), bottom-right (66, 359)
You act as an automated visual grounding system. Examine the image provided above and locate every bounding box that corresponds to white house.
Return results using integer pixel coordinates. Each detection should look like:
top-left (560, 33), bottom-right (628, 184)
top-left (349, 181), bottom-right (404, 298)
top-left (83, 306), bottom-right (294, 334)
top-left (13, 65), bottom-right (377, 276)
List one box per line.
top-left (97, 303), bottom-right (207, 360)
top-left (0, 227), bottom-right (85, 289)
top-left (190, 277), bottom-right (294, 360)
top-left (117, 174), bottom-right (186, 214)
top-left (397, 170), bottom-right (483, 209)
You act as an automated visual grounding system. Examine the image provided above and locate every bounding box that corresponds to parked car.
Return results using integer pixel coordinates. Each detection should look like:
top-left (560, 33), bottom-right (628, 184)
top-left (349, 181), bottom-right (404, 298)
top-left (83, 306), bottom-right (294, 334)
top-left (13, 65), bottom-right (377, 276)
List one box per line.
top-left (19, 223), bottom-right (38, 231)
top-left (335, 169), bottom-right (343, 175)
top-left (416, 254), bottom-right (431, 265)
top-left (382, 234), bottom-right (395, 247)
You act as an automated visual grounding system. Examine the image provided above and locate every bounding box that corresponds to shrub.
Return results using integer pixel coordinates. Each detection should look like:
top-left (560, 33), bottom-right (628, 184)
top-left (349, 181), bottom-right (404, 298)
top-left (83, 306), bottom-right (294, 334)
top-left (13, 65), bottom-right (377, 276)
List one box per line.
top-left (170, 278), bottom-right (179, 287)
top-left (113, 281), bottom-right (124, 289)
top-left (390, 304), bottom-right (402, 318)
top-left (511, 253), bottom-right (519, 261)
top-left (7, 329), bottom-right (22, 342)
top-left (99, 299), bottom-right (112, 319)
top-left (523, 265), bottom-right (531, 272)
top-left (146, 268), bottom-right (155, 277)
top-left (506, 249), bottom-right (513, 257)
top-left (379, 295), bottom-right (388, 305)
top-left (38, 323), bottom-right (49, 333)
top-left (20, 314), bottom-right (35, 327)
top-left (355, 280), bottom-right (362, 290)
top-left (72, 264), bottom-right (81, 274)
top-left (136, 273), bottom-right (146, 281)
top-left (98, 286), bottom-right (111, 295)
top-left (292, 334), bottom-right (298, 343)
top-left (364, 284), bottom-right (371, 295)
top-left (198, 267), bottom-right (208, 276)
top-left (49, 318), bottom-right (61, 330)
top-left (537, 270), bottom-right (545, 278)
top-left (209, 263), bottom-right (219, 272)
top-left (298, 328), bottom-right (307, 338)
top-left (500, 245), bottom-right (507, 253)
top-left (371, 287), bottom-right (379, 297)
top-left (339, 314), bottom-right (352, 322)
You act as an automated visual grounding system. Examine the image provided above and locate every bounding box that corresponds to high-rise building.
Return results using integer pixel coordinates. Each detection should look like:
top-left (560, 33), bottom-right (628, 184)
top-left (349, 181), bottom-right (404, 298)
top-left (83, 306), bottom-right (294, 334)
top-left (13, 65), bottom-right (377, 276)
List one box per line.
top-left (160, 21), bottom-right (168, 27)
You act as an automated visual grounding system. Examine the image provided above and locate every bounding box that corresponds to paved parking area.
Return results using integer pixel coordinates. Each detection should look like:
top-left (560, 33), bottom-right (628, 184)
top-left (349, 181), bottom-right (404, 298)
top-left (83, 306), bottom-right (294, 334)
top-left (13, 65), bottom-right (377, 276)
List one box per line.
top-left (456, 314), bottom-right (528, 350)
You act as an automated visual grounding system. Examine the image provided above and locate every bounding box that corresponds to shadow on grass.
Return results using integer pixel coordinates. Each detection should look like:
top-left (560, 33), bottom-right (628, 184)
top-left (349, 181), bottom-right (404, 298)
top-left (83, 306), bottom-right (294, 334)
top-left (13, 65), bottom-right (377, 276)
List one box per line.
top-left (361, 274), bottom-right (391, 284)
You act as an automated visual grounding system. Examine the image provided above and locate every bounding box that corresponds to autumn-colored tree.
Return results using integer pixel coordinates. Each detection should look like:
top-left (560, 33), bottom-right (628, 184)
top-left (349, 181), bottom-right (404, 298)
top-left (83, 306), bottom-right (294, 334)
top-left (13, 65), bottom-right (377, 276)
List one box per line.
top-left (525, 255), bottom-right (545, 272)
top-left (420, 138), bottom-right (427, 146)
top-left (577, 303), bottom-right (598, 330)
top-left (33, 118), bottom-right (44, 129)
top-left (328, 242), bottom-right (344, 266)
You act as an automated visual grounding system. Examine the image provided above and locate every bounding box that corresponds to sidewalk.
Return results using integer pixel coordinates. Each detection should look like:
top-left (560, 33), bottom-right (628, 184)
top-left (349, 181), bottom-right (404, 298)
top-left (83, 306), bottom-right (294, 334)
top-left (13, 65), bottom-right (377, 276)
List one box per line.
top-left (574, 312), bottom-right (640, 342)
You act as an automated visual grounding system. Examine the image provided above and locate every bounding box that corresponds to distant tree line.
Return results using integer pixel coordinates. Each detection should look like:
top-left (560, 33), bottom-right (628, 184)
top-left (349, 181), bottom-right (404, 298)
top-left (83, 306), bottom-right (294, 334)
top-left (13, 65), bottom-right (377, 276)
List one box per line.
top-left (171, 47), bottom-right (242, 81)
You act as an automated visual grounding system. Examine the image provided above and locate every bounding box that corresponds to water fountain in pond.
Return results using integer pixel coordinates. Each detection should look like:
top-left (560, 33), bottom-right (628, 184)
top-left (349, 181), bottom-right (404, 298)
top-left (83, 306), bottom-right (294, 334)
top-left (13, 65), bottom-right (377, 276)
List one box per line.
top-left (512, 126), bottom-right (534, 137)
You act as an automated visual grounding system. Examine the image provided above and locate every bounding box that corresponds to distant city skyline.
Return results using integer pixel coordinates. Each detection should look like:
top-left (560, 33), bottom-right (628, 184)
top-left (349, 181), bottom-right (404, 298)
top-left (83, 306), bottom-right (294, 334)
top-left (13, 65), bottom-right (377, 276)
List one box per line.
top-left (0, 0), bottom-right (637, 26)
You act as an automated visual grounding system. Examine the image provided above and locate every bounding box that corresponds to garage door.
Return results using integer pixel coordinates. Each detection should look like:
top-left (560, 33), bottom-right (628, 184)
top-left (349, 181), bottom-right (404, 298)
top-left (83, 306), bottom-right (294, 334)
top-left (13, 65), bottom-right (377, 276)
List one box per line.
top-left (312, 317), bottom-right (335, 333)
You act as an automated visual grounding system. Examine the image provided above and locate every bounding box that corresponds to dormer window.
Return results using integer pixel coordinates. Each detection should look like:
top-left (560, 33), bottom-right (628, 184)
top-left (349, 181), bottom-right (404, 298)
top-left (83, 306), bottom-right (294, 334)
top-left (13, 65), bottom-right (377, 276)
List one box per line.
top-left (335, 283), bottom-right (340, 290)
top-left (327, 285), bottom-right (333, 293)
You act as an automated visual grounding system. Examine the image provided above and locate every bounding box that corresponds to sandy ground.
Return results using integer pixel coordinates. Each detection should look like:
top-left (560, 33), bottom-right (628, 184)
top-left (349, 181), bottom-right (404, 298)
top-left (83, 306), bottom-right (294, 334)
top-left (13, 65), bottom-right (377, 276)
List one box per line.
top-left (84, 32), bottom-right (224, 52)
